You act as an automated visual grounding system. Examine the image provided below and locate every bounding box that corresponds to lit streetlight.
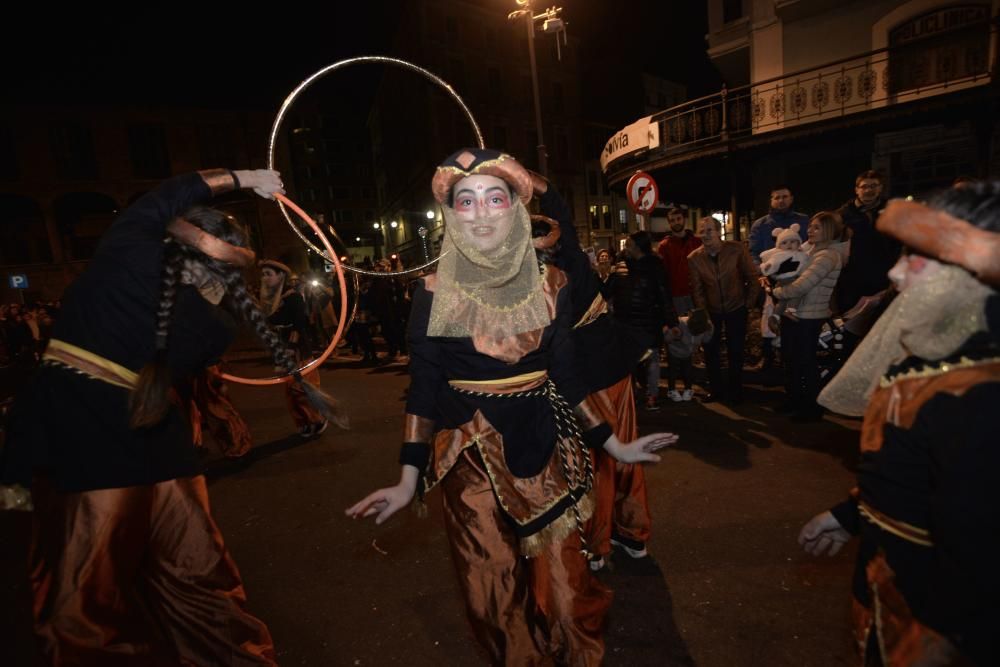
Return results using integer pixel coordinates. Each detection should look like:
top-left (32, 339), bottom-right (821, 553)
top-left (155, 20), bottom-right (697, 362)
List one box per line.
top-left (389, 220), bottom-right (399, 229)
top-left (373, 222), bottom-right (381, 230)
top-left (425, 210), bottom-right (435, 220)
top-left (508, 1), bottom-right (566, 177)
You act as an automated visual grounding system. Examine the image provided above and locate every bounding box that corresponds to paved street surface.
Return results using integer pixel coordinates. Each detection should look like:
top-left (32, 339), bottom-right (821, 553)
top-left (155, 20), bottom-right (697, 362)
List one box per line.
top-left (2, 353), bottom-right (861, 666)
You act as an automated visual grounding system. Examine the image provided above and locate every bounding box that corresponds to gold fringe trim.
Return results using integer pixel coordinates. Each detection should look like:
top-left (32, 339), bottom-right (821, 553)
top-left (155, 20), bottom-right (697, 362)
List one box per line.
top-left (448, 370), bottom-right (547, 388)
top-left (859, 502), bottom-right (933, 547)
top-left (879, 356), bottom-right (1000, 388)
top-left (573, 293), bottom-right (608, 330)
top-left (518, 490), bottom-right (594, 558)
top-left (0, 484), bottom-right (33, 511)
top-left (44, 339), bottom-right (138, 389)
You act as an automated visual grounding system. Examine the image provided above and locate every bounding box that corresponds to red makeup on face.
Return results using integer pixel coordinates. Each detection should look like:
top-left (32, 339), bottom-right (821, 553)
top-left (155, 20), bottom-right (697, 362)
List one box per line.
top-left (454, 187), bottom-right (511, 214)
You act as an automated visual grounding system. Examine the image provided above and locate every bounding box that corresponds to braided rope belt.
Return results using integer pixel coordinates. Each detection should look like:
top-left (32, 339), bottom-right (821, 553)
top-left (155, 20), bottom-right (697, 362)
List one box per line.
top-left (450, 379), bottom-right (596, 557)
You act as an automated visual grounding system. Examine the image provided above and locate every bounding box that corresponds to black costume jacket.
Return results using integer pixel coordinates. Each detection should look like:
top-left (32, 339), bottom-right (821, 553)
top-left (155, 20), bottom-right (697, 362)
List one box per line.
top-left (829, 334), bottom-right (999, 665)
top-left (2, 172), bottom-right (239, 492)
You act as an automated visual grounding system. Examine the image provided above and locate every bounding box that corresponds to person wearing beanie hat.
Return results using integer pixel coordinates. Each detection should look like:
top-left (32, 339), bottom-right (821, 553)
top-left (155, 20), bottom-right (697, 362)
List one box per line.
top-left (347, 148), bottom-right (677, 665)
top-left (0, 169), bottom-right (286, 664)
top-left (799, 181), bottom-right (1000, 666)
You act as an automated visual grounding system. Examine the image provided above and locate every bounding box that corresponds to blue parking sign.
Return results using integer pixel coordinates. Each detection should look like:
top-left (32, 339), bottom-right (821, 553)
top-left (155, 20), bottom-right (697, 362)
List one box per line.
top-left (8, 274), bottom-right (29, 289)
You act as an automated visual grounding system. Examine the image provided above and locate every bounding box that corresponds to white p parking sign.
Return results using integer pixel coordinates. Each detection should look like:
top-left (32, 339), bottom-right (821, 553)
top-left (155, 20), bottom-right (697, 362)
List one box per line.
top-left (8, 274), bottom-right (29, 289)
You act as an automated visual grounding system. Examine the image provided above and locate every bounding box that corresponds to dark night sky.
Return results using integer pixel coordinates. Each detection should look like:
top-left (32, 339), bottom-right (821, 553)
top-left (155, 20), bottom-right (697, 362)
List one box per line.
top-left (4, 3), bottom-right (718, 121)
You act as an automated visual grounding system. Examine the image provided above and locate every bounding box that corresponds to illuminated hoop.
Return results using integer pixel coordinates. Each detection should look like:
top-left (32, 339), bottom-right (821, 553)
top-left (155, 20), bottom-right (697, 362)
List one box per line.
top-left (220, 193), bottom-right (348, 386)
top-left (268, 56), bottom-right (485, 278)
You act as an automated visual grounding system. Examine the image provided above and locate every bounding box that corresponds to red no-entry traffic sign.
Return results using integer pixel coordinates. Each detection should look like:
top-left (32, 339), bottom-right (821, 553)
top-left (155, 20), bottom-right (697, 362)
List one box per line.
top-left (626, 171), bottom-right (659, 215)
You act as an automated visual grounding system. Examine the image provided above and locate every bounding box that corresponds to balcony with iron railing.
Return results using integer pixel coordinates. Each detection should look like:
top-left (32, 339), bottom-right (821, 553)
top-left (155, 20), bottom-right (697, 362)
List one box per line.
top-left (603, 18), bottom-right (998, 184)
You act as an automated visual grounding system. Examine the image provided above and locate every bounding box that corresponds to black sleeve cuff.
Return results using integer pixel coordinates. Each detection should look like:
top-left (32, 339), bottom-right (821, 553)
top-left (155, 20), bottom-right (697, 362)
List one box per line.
top-left (830, 496), bottom-right (861, 535)
top-left (399, 442), bottom-right (431, 470)
top-left (582, 423), bottom-right (613, 450)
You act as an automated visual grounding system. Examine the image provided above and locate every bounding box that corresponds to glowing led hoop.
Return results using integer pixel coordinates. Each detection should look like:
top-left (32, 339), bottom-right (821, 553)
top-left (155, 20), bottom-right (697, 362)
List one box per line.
top-left (220, 193), bottom-right (348, 386)
top-left (268, 56), bottom-right (484, 278)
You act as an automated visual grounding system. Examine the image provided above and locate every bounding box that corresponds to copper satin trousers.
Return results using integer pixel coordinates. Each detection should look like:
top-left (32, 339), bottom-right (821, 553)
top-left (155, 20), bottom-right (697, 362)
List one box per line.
top-left (441, 449), bottom-right (611, 667)
top-left (286, 368), bottom-right (323, 428)
top-left (191, 364), bottom-right (252, 458)
top-left (30, 476), bottom-right (275, 666)
top-left (585, 376), bottom-right (652, 557)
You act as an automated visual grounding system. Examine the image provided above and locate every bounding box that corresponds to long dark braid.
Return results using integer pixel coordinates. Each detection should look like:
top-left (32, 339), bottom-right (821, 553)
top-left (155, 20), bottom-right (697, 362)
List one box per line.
top-left (130, 205), bottom-right (348, 429)
top-left (219, 269), bottom-right (296, 374)
top-left (129, 241), bottom-right (184, 428)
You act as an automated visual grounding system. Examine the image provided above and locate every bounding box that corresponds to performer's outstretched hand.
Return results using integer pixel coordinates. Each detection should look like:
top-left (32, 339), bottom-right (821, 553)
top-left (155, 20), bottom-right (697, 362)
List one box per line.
top-left (798, 510), bottom-right (851, 556)
top-left (234, 169), bottom-right (285, 200)
top-left (345, 465), bottom-right (419, 525)
top-left (603, 432), bottom-right (678, 464)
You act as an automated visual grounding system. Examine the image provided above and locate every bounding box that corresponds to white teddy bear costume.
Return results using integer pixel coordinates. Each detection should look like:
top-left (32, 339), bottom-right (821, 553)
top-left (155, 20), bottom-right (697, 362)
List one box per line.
top-left (759, 224), bottom-right (809, 280)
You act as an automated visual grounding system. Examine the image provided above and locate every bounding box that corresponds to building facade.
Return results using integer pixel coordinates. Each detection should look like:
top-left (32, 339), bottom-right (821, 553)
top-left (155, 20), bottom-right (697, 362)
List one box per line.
top-left (602, 0), bottom-right (1000, 239)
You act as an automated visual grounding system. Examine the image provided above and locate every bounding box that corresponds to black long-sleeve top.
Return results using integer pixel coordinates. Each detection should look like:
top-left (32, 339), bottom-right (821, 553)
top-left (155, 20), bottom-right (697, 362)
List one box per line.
top-left (399, 266), bottom-right (611, 480)
top-left (829, 337), bottom-right (1000, 664)
top-left (538, 189), bottom-right (649, 394)
top-left (2, 171), bottom-right (239, 492)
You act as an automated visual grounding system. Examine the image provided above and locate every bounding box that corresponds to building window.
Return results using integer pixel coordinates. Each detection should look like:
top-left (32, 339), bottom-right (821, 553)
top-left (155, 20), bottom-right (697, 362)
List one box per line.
top-left (602, 204), bottom-right (611, 229)
top-left (589, 205), bottom-right (599, 229)
top-left (128, 124), bottom-right (170, 179)
top-left (587, 169), bottom-right (599, 196)
top-left (488, 67), bottom-right (503, 98)
top-left (198, 124), bottom-right (234, 168)
top-left (0, 126), bottom-right (17, 181)
top-left (723, 0), bottom-right (743, 24)
top-left (525, 130), bottom-right (539, 170)
top-left (51, 123), bottom-right (98, 180)
top-left (494, 125), bottom-right (508, 150)
top-left (619, 209), bottom-right (628, 230)
top-left (888, 5), bottom-right (991, 94)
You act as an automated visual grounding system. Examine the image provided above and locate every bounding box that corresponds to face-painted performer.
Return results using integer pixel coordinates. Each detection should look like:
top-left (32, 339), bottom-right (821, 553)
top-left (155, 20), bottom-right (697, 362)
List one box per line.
top-left (347, 149), bottom-right (677, 665)
top-left (798, 181), bottom-right (1000, 666)
top-left (0, 168), bottom-right (340, 665)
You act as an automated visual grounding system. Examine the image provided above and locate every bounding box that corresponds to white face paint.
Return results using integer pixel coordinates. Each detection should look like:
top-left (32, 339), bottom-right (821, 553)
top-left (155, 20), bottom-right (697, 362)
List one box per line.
top-left (888, 253), bottom-right (942, 292)
top-left (451, 174), bottom-right (516, 252)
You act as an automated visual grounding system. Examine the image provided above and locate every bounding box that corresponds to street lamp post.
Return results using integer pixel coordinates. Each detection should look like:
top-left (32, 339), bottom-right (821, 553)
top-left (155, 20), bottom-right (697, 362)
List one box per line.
top-left (508, 2), bottom-right (566, 178)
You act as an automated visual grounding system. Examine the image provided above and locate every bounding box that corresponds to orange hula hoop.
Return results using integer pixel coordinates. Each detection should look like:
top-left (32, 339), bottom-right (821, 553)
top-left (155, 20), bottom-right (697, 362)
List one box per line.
top-left (220, 192), bottom-right (349, 386)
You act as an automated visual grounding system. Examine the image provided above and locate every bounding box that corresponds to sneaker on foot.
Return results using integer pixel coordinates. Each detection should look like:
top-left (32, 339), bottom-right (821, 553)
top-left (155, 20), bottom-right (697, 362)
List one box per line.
top-left (610, 534), bottom-right (648, 559)
top-left (681, 389), bottom-right (694, 402)
top-left (667, 390), bottom-right (683, 402)
top-left (298, 424), bottom-right (313, 439)
top-left (312, 419), bottom-right (330, 437)
top-left (589, 556), bottom-right (606, 572)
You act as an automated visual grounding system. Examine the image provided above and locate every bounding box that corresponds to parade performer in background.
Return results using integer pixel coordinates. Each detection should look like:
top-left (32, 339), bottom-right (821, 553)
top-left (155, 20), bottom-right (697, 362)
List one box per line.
top-left (0, 168), bottom-right (342, 665)
top-left (259, 258), bottom-right (333, 438)
top-left (347, 148), bottom-right (676, 666)
top-left (799, 182), bottom-right (1000, 666)
top-left (527, 171), bottom-right (657, 572)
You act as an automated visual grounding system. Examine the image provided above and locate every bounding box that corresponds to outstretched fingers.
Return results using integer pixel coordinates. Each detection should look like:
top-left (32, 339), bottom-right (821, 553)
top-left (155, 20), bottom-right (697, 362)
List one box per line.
top-left (346, 490), bottom-right (388, 519)
top-left (640, 432), bottom-right (679, 453)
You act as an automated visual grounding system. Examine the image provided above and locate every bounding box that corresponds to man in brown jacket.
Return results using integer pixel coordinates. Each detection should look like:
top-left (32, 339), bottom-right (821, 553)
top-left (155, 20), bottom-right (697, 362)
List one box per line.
top-left (687, 216), bottom-right (760, 403)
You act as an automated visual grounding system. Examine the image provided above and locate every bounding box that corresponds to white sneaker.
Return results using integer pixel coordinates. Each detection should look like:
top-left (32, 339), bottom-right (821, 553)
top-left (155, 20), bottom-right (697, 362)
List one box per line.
top-left (667, 390), bottom-right (683, 402)
top-left (682, 389), bottom-right (694, 402)
top-left (589, 556), bottom-right (606, 572)
top-left (610, 535), bottom-right (648, 559)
